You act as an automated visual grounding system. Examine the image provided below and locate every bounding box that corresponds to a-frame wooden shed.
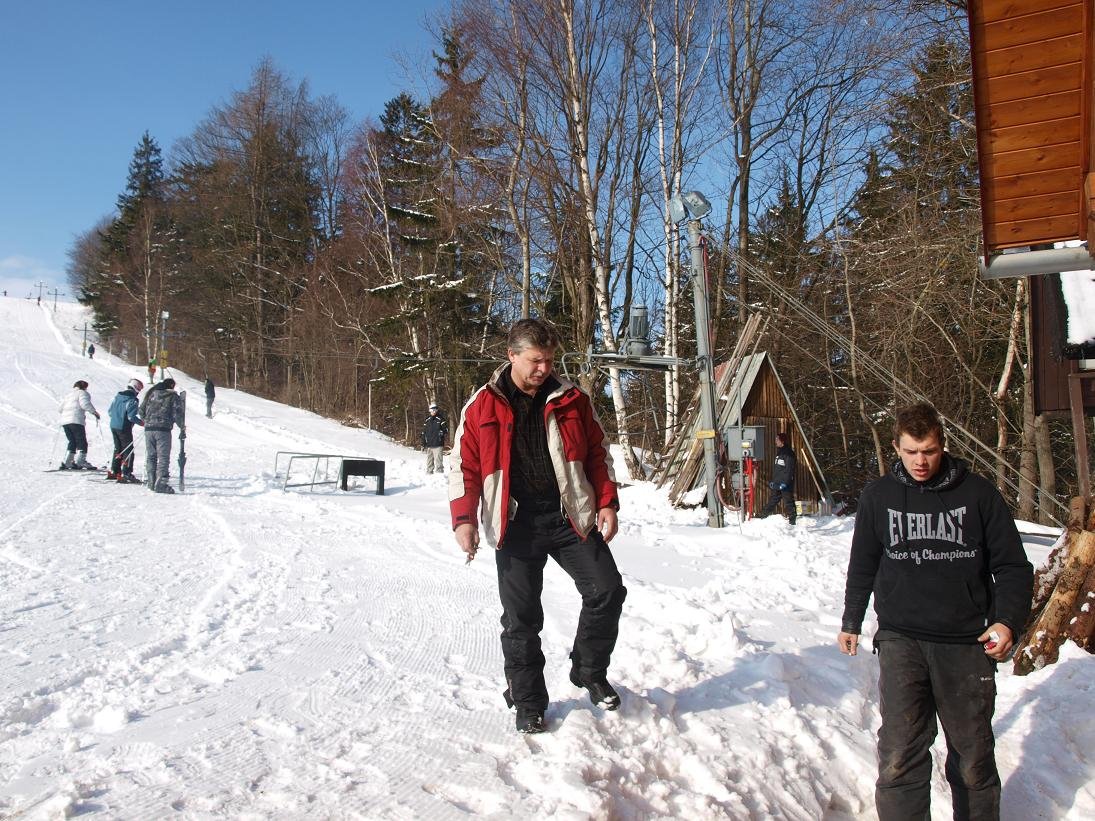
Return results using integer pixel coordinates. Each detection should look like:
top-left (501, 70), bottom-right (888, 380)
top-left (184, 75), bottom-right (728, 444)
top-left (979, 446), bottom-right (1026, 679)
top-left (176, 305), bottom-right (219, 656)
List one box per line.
top-left (659, 352), bottom-right (832, 514)
top-left (717, 352), bottom-right (832, 514)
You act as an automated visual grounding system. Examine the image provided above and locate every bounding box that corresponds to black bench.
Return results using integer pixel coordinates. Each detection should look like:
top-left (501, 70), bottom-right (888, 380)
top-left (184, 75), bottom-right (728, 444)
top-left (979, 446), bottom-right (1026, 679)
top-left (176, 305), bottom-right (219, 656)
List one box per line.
top-left (340, 458), bottom-right (385, 494)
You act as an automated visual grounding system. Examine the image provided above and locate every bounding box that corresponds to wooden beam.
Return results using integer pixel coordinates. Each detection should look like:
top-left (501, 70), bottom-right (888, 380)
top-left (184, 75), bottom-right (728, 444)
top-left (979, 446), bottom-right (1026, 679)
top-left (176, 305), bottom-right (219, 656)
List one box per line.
top-left (987, 190), bottom-right (1079, 222)
top-left (986, 213), bottom-right (1081, 245)
top-left (979, 0), bottom-right (1082, 25)
top-left (982, 32), bottom-right (1082, 77)
top-left (983, 141), bottom-right (1082, 177)
top-left (987, 166), bottom-right (1083, 198)
top-left (987, 89), bottom-right (1081, 128)
top-left (977, 5), bottom-right (1083, 52)
top-left (1086, 172), bottom-right (1095, 248)
top-left (978, 63), bottom-right (1083, 105)
top-left (986, 117), bottom-right (1082, 152)
top-left (1069, 368), bottom-right (1091, 499)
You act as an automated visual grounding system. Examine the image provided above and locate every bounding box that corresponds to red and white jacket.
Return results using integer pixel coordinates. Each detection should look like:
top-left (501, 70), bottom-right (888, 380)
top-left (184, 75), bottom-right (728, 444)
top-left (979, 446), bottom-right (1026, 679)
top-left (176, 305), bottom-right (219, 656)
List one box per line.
top-left (448, 364), bottom-right (618, 548)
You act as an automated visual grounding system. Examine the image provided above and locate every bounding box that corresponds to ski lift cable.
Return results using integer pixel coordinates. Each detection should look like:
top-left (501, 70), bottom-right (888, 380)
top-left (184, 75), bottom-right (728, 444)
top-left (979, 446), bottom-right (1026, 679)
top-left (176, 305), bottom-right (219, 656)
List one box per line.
top-left (730, 248), bottom-right (1067, 522)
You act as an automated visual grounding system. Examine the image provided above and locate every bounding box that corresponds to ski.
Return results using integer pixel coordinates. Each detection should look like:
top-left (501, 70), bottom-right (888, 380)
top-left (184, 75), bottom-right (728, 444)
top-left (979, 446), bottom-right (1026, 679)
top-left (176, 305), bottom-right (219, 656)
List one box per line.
top-left (43, 467), bottom-right (104, 474)
top-left (177, 390), bottom-right (187, 492)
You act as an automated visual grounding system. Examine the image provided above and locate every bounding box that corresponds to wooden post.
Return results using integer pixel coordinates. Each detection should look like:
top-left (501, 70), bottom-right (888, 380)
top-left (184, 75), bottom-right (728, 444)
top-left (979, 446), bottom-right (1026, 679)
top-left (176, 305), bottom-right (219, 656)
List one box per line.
top-left (1069, 366), bottom-right (1092, 499)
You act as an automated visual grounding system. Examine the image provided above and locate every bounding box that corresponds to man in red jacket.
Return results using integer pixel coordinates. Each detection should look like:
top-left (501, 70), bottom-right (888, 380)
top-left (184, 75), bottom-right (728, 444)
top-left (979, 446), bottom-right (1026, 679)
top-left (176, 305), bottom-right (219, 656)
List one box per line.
top-left (450, 318), bottom-right (626, 734)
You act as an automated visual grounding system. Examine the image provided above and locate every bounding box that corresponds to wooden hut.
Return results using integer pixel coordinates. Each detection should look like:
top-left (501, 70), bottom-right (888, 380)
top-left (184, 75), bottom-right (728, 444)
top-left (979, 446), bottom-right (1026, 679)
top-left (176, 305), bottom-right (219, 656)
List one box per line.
top-left (659, 351), bottom-right (832, 514)
top-left (717, 353), bottom-right (831, 514)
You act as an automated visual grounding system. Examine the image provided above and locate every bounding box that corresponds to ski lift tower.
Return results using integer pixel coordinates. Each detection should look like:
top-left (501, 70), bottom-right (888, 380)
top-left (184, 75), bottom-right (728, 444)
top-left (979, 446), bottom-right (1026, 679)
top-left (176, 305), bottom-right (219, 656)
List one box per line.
top-left (570, 191), bottom-right (725, 528)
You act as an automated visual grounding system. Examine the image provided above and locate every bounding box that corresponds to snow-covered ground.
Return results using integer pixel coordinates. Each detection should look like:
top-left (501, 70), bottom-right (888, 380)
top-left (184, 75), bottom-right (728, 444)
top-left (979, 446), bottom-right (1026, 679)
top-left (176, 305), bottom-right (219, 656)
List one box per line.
top-left (0, 296), bottom-right (1091, 820)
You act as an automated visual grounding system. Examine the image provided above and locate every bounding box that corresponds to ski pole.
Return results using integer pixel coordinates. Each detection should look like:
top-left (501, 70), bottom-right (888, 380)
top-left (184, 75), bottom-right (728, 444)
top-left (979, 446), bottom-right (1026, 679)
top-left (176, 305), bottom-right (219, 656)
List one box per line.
top-left (48, 426), bottom-right (61, 469)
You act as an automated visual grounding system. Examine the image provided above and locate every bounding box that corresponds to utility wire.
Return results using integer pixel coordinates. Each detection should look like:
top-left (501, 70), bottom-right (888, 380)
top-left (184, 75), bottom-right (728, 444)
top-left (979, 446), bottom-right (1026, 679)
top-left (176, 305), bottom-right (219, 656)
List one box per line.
top-left (732, 248), bottom-right (1068, 523)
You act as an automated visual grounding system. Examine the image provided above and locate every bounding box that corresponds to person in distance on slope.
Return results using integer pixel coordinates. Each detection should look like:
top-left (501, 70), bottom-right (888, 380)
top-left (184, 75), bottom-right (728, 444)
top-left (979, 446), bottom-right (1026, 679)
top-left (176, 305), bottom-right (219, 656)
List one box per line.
top-left (204, 376), bottom-right (215, 418)
top-left (421, 402), bottom-right (448, 473)
top-left (837, 402), bottom-right (1034, 821)
top-left (107, 379), bottom-right (145, 483)
top-left (449, 318), bottom-right (625, 735)
top-left (139, 378), bottom-right (185, 494)
top-left (58, 380), bottom-right (101, 470)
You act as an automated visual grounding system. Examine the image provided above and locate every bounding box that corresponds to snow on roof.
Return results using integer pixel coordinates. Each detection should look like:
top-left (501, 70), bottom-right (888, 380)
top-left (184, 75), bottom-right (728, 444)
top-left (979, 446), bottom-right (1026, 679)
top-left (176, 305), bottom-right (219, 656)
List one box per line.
top-left (1055, 241), bottom-right (1095, 345)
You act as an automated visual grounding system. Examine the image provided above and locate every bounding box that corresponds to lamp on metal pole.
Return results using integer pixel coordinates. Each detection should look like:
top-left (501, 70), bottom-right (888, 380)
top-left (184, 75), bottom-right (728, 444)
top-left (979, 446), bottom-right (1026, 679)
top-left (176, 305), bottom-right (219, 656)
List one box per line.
top-left (669, 191), bottom-right (724, 528)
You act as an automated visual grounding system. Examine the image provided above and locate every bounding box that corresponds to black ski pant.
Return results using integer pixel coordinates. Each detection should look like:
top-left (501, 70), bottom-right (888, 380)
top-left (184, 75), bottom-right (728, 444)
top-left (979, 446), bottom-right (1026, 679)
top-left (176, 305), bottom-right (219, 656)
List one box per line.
top-left (110, 428), bottom-right (135, 475)
top-left (62, 423), bottom-right (87, 454)
top-left (874, 632), bottom-right (1000, 821)
top-left (495, 509), bottom-right (626, 713)
top-left (760, 488), bottom-right (796, 523)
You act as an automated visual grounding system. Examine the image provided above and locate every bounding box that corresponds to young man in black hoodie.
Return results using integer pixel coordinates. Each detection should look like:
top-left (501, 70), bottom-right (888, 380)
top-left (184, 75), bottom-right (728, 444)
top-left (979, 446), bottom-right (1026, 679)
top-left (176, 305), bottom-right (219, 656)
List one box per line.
top-left (837, 402), bottom-right (1032, 821)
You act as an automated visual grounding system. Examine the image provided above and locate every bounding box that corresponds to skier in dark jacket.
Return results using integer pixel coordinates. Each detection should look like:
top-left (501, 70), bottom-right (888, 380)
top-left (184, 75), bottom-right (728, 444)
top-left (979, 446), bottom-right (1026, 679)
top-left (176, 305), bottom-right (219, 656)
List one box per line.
top-left (140, 378), bottom-right (185, 493)
top-left (421, 403), bottom-right (448, 473)
top-left (759, 431), bottom-right (797, 524)
top-left (837, 402), bottom-right (1033, 821)
top-left (107, 378), bottom-right (144, 482)
top-left (204, 377), bottom-right (215, 418)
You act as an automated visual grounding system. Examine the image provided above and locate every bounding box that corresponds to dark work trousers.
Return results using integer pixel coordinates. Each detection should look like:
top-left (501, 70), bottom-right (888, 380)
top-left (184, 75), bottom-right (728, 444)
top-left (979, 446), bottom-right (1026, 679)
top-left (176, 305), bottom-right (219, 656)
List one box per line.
top-left (760, 488), bottom-right (796, 523)
top-left (495, 509), bottom-right (626, 712)
top-left (875, 633), bottom-right (1000, 821)
top-left (62, 423), bottom-right (88, 454)
top-left (110, 428), bottom-right (135, 475)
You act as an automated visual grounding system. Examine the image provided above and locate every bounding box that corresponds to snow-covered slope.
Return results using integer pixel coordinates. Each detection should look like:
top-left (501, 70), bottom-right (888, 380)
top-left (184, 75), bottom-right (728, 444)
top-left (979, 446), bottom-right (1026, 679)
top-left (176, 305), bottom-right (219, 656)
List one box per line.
top-left (0, 296), bottom-right (1091, 819)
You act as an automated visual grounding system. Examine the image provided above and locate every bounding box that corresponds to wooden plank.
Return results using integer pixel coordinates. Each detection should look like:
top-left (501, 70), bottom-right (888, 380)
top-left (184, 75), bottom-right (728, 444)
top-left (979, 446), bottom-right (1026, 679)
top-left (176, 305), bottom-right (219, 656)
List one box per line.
top-left (986, 212), bottom-right (1081, 245)
top-left (984, 165), bottom-right (1082, 199)
top-left (977, 0), bottom-right (1082, 26)
top-left (976, 6), bottom-right (1083, 52)
top-left (987, 90), bottom-right (1081, 128)
top-left (986, 117), bottom-right (1082, 153)
top-left (981, 33), bottom-right (1083, 77)
top-left (985, 189), bottom-right (1078, 222)
top-left (978, 63), bottom-right (1083, 105)
top-left (1086, 173), bottom-right (1095, 243)
top-left (983, 142), bottom-right (1081, 177)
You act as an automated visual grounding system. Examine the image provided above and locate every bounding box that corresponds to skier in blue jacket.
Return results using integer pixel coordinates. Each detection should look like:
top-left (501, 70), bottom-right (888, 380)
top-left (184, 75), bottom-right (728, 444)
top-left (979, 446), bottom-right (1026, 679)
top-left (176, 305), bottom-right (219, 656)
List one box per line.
top-left (107, 379), bottom-right (144, 483)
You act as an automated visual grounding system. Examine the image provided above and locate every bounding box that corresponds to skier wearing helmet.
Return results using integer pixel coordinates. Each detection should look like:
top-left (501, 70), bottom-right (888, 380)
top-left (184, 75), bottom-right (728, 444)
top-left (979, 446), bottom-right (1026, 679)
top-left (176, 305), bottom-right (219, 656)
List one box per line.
top-left (107, 378), bottom-right (145, 483)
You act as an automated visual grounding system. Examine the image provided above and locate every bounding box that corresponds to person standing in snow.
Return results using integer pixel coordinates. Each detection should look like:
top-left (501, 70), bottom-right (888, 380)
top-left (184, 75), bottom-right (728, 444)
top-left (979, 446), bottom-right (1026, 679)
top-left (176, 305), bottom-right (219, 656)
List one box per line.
top-left (421, 402), bottom-right (448, 473)
top-left (87, 343), bottom-right (95, 359)
top-left (759, 431), bottom-right (797, 525)
top-left (140, 378), bottom-right (184, 494)
top-left (107, 379), bottom-right (145, 483)
top-left (204, 376), bottom-right (216, 418)
top-left (837, 402), bottom-right (1033, 821)
top-left (58, 380), bottom-right (101, 469)
top-left (449, 318), bottom-right (626, 735)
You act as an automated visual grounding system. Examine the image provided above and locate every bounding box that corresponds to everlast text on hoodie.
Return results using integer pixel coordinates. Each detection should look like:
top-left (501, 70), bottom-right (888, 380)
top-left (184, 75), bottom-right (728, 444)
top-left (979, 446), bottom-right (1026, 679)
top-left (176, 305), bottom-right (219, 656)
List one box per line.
top-left (841, 454), bottom-right (1033, 644)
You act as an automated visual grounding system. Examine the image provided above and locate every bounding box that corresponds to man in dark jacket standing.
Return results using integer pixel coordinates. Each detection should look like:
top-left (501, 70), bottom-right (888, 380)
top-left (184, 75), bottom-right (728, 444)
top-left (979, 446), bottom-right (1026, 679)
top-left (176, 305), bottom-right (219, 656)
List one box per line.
top-left (204, 377), bottom-right (216, 418)
top-left (421, 403), bottom-right (448, 473)
top-left (837, 402), bottom-right (1033, 821)
top-left (759, 431), bottom-right (797, 524)
top-left (107, 378), bottom-right (144, 482)
top-left (140, 378), bottom-right (185, 494)
top-left (450, 318), bottom-right (626, 735)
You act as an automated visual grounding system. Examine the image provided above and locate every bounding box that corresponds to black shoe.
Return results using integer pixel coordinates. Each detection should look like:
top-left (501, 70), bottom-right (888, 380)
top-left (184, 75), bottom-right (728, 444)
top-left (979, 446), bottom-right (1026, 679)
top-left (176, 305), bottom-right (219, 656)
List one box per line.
top-left (154, 484), bottom-right (176, 494)
top-left (570, 667), bottom-right (621, 710)
top-left (516, 707), bottom-right (546, 734)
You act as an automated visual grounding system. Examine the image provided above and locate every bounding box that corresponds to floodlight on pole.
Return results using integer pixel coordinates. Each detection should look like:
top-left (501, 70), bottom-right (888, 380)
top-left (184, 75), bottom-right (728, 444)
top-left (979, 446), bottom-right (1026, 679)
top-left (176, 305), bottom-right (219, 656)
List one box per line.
top-left (667, 189), bottom-right (723, 528)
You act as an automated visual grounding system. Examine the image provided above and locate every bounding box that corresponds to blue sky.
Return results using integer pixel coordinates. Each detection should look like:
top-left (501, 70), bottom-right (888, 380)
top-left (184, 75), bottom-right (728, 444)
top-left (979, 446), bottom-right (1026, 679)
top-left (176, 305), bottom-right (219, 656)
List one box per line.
top-left (0, 0), bottom-right (446, 301)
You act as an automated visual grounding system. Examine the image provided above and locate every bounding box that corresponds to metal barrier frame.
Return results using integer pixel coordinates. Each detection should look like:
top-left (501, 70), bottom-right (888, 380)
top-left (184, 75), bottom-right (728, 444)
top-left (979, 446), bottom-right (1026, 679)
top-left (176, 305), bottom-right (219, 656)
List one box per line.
top-left (275, 452), bottom-right (344, 492)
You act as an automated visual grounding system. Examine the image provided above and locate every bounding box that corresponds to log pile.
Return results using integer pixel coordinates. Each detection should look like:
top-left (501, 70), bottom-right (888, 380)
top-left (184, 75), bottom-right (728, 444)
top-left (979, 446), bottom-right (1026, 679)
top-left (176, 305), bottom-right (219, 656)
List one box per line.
top-left (1013, 496), bottom-right (1095, 675)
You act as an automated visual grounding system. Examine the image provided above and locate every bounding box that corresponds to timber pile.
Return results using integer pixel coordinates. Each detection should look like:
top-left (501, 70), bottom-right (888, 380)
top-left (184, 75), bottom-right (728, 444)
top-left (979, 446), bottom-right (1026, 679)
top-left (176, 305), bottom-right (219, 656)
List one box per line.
top-left (1013, 496), bottom-right (1095, 675)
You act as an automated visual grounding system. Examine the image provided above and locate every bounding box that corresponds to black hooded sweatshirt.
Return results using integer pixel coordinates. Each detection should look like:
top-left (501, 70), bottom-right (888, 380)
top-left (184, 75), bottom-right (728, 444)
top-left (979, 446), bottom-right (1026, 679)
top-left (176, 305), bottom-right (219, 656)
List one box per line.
top-left (841, 454), bottom-right (1033, 644)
